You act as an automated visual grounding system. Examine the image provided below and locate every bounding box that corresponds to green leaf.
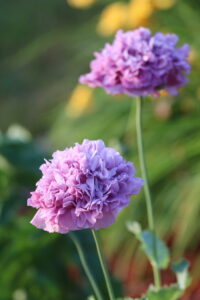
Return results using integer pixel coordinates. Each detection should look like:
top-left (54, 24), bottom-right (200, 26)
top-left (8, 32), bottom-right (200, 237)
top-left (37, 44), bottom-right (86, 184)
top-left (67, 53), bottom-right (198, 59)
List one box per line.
top-left (172, 259), bottom-right (190, 290)
top-left (127, 222), bottom-right (170, 269)
top-left (140, 231), bottom-right (170, 269)
top-left (146, 284), bottom-right (183, 300)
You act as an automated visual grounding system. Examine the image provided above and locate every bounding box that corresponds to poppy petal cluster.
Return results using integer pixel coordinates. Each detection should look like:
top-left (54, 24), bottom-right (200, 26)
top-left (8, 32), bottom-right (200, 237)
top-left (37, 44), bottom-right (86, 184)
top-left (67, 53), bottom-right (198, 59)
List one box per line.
top-left (79, 27), bottom-right (190, 96)
top-left (28, 140), bottom-right (144, 233)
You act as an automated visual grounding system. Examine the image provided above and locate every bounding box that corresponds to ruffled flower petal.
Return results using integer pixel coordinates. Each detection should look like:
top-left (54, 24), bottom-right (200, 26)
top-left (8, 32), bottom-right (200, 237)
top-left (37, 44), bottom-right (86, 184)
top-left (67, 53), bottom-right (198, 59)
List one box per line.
top-left (80, 27), bottom-right (190, 97)
top-left (28, 140), bottom-right (144, 233)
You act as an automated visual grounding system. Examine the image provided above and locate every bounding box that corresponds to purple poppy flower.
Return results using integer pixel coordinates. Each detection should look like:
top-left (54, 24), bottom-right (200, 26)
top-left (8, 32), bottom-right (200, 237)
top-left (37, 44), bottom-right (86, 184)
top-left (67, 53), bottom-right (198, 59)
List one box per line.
top-left (80, 27), bottom-right (190, 97)
top-left (28, 140), bottom-right (144, 233)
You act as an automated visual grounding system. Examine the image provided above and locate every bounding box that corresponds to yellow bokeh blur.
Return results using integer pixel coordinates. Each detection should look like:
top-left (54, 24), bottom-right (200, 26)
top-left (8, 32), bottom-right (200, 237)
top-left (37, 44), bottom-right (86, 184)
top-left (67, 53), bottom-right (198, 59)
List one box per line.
top-left (127, 0), bottom-right (154, 28)
top-left (159, 89), bottom-right (170, 98)
top-left (97, 0), bottom-right (176, 36)
top-left (66, 85), bottom-right (93, 117)
top-left (97, 0), bottom-right (155, 36)
top-left (152, 0), bottom-right (175, 10)
top-left (97, 2), bottom-right (128, 36)
top-left (67, 0), bottom-right (96, 9)
top-left (188, 47), bottom-right (198, 64)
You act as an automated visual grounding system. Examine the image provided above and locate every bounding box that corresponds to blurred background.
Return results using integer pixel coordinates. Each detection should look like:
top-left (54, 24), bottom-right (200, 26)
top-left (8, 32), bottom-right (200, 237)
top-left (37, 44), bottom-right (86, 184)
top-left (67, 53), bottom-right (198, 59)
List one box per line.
top-left (0, 0), bottom-right (200, 299)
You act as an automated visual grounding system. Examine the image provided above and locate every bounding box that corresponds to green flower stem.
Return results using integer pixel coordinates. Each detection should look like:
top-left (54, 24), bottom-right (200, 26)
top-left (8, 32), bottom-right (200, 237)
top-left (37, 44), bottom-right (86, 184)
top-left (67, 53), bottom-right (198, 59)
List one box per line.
top-left (135, 96), bottom-right (161, 289)
top-left (91, 230), bottom-right (115, 300)
top-left (69, 232), bottom-right (103, 300)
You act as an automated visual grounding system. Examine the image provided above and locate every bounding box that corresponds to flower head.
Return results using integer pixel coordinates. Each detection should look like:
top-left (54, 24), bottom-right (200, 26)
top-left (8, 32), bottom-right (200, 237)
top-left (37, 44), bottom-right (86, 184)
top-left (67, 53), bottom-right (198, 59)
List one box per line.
top-left (80, 27), bottom-right (190, 97)
top-left (28, 140), bottom-right (144, 233)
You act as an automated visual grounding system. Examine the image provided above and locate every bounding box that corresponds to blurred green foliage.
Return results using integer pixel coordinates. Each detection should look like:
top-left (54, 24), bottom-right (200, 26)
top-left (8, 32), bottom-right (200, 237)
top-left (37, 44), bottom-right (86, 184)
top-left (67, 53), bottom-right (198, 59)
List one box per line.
top-left (1, 0), bottom-right (200, 299)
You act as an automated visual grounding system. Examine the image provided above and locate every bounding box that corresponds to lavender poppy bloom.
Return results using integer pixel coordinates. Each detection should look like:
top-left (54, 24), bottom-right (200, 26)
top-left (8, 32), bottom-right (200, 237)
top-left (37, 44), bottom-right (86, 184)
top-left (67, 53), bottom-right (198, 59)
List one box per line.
top-left (28, 140), bottom-right (144, 233)
top-left (80, 27), bottom-right (190, 97)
